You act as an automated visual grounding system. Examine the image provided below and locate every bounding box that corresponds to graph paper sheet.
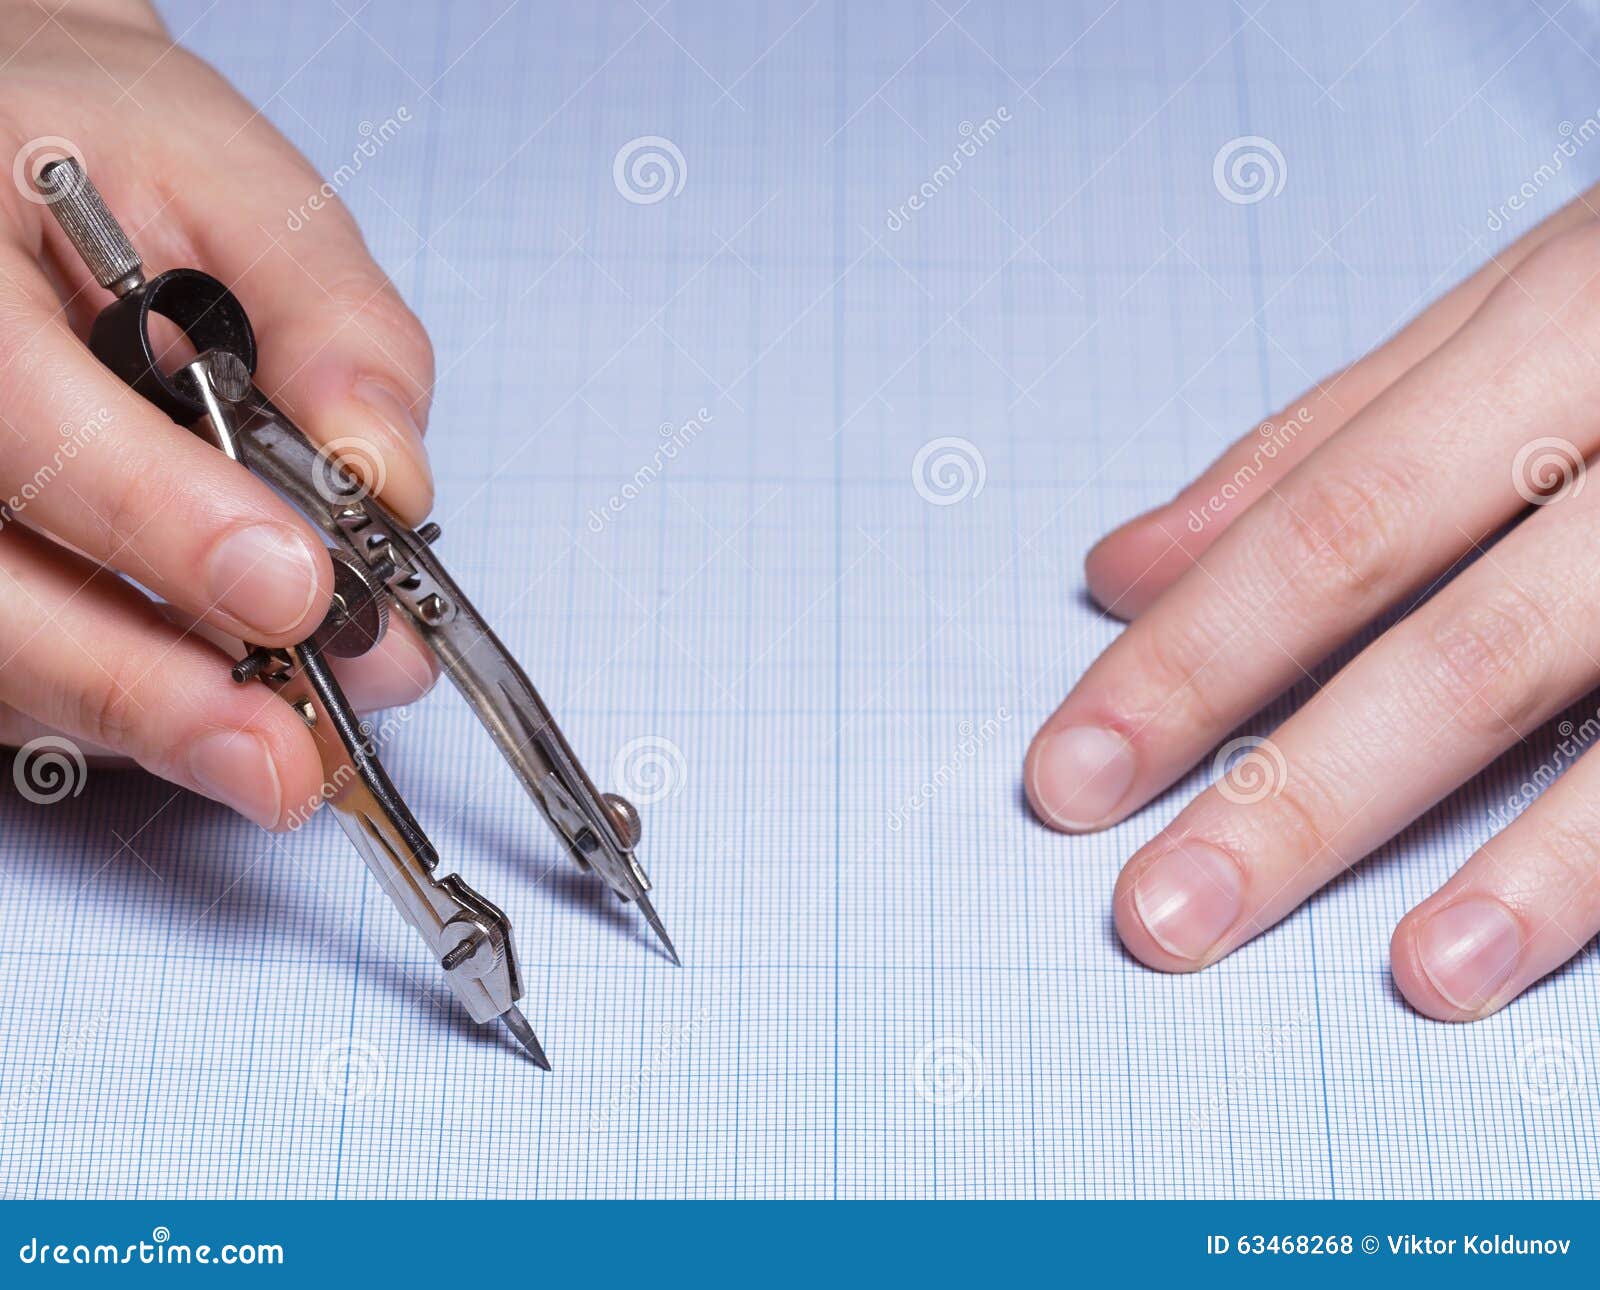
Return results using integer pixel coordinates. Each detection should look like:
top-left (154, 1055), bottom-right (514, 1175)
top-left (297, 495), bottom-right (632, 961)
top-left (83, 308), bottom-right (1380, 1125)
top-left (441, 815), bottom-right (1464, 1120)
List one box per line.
top-left (3, 0), bottom-right (1599, 1199)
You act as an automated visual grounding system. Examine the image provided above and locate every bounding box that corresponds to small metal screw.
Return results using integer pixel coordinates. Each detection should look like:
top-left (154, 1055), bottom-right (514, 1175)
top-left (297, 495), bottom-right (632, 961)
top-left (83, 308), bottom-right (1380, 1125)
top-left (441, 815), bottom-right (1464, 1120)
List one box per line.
top-left (603, 793), bottom-right (643, 850)
top-left (231, 649), bottom-right (277, 684)
top-left (440, 931), bottom-right (484, 971)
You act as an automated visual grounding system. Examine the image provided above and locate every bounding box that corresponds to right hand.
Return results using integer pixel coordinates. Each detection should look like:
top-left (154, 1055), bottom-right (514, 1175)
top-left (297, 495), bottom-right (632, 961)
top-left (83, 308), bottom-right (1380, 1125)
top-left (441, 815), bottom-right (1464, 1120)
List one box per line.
top-left (1024, 175), bottom-right (1600, 1021)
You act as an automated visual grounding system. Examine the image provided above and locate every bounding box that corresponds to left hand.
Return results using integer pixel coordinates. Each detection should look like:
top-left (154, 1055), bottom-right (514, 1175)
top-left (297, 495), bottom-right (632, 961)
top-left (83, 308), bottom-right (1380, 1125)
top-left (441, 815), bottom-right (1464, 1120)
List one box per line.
top-left (1025, 182), bottom-right (1600, 1021)
top-left (0, 0), bottom-right (440, 826)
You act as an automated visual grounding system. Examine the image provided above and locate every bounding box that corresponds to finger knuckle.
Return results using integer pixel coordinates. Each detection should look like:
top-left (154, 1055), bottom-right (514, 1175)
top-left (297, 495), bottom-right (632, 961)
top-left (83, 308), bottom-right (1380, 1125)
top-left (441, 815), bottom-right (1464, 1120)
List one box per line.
top-left (1506, 224), bottom-right (1600, 301)
top-left (1422, 585), bottom-right (1554, 738)
top-left (0, 245), bottom-right (65, 326)
top-left (1258, 761), bottom-right (1349, 874)
top-left (320, 274), bottom-right (435, 389)
top-left (92, 445), bottom-right (175, 562)
top-left (1492, 224), bottom-right (1600, 344)
top-left (319, 271), bottom-right (393, 321)
top-left (1127, 610), bottom-right (1236, 732)
top-left (75, 651), bottom-right (147, 752)
top-left (0, 114), bottom-right (52, 233)
top-left (1267, 460), bottom-right (1414, 606)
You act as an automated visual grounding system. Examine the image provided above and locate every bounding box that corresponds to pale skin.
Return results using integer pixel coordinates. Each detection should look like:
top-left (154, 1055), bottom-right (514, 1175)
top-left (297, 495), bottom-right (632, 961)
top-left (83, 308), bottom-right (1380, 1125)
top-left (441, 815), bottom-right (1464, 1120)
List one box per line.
top-left (1027, 180), bottom-right (1600, 1023)
top-left (0, 0), bottom-right (444, 829)
top-left (8, 4), bottom-right (1597, 1023)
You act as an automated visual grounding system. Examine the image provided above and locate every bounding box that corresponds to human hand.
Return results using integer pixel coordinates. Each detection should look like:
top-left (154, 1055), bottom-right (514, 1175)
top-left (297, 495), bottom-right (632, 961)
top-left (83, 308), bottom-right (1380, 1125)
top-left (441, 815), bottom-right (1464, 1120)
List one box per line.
top-left (1, 0), bottom-right (439, 826)
top-left (1025, 182), bottom-right (1600, 1021)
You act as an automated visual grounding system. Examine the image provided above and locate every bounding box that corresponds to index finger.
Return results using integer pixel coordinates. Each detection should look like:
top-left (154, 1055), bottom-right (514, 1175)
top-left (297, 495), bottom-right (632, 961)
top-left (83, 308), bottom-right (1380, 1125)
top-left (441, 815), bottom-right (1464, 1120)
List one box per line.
top-left (0, 240), bottom-right (335, 647)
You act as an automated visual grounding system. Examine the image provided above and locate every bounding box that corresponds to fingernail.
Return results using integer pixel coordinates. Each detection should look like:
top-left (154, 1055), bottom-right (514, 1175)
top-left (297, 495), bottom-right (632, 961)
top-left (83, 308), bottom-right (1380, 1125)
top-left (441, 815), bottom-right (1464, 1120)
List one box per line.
top-left (1028, 725), bottom-right (1137, 829)
top-left (352, 378), bottom-right (433, 497)
top-left (206, 524), bottom-right (323, 637)
top-left (1132, 842), bottom-right (1244, 961)
top-left (1417, 898), bottom-right (1522, 1013)
top-left (354, 377), bottom-right (427, 445)
top-left (187, 731), bottom-right (282, 829)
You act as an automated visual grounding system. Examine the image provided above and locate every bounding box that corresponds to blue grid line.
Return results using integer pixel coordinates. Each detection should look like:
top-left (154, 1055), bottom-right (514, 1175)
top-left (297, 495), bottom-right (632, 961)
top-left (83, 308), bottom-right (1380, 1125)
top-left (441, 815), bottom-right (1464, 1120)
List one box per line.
top-left (0, 0), bottom-right (1595, 1200)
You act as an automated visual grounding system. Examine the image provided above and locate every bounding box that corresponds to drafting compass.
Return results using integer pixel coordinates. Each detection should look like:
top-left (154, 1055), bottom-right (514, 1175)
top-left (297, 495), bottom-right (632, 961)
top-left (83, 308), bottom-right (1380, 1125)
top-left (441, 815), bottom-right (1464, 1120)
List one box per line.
top-left (35, 157), bottom-right (680, 1069)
